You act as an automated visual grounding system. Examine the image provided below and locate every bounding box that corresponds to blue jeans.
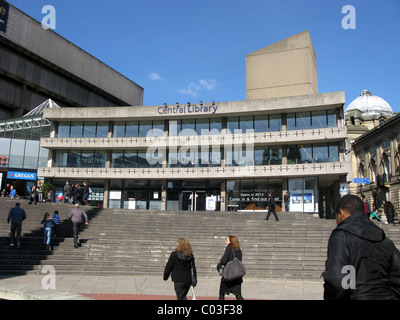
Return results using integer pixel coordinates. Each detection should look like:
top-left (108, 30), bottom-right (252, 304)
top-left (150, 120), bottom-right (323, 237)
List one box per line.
top-left (44, 227), bottom-right (52, 245)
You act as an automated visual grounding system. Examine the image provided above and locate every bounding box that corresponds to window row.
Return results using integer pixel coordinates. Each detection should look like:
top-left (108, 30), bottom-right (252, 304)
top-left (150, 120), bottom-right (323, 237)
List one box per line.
top-left (53, 143), bottom-right (339, 169)
top-left (56, 110), bottom-right (339, 139)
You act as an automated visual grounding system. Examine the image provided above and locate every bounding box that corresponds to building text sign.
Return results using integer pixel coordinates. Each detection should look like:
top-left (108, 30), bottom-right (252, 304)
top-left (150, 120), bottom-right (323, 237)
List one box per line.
top-left (7, 171), bottom-right (37, 181)
top-left (158, 104), bottom-right (218, 115)
top-left (0, 0), bottom-right (10, 33)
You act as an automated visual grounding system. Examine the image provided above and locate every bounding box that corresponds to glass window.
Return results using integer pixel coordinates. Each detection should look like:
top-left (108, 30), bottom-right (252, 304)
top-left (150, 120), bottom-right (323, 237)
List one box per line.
top-left (13, 120), bottom-right (23, 139)
top-left (210, 149), bottom-right (221, 167)
top-left (83, 122), bottom-right (96, 138)
top-left (113, 122), bottom-right (125, 138)
top-left (124, 151), bottom-right (138, 168)
top-left (169, 120), bottom-right (181, 136)
top-left (198, 149), bottom-right (209, 167)
top-left (168, 151), bottom-right (179, 168)
top-left (94, 151), bottom-right (107, 168)
top-left (58, 123), bottom-right (70, 138)
top-left (181, 119), bottom-right (196, 136)
top-left (139, 121), bottom-right (152, 138)
top-left (210, 118), bottom-right (222, 134)
top-left (196, 119), bottom-right (209, 136)
top-left (287, 146), bottom-right (299, 164)
top-left (240, 116), bottom-right (253, 133)
top-left (41, 124), bottom-right (51, 138)
top-left (255, 147), bottom-right (268, 165)
top-left (67, 151), bottom-right (80, 167)
top-left (327, 110), bottom-right (337, 128)
top-left (5, 121), bottom-right (13, 139)
top-left (96, 122), bottom-right (109, 138)
top-left (270, 147), bottom-right (282, 165)
top-left (151, 121), bottom-right (164, 137)
top-left (287, 113), bottom-right (296, 131)
top-left (70, 122), bottom-right (83, 138)
top-left (38, 147), bottom-right (49, 168)
top-left (31, 125), bottom-right (41, 141)
top-left (55, 151), bottom-right (68, 167)
top-left (22, 120), bottom-right (32, 139)
top-left (311, 111), bottom-right (327, 129)
top-left (299, 145), bottom-right (312, 163)
top-left (296, 112), bottom-right (311, 130)
top-left (137, 152), bottom-right (149, 168)
top-left (23, 140), bottom-right (39, 169)
top-left (329, 143), bottom-right (339, 162)
top-left (9, 139), bottom-right (25, 168)
top-left (269, 114), bottom-right (281, 132)
top-left (227, 117), bottom-right (239, 134)
top-left (254, 116), bottom-right (268, 133)
top-left (0, 138), bottom-right (11, 159)
top-left (111, 152), bottom-right (124, 168)
top-left (80, 151), bottom-right (95, 168)
top-left (313, 144), bottom-right (329, 163)
top-left (125, 121), bottom-right (139, 137)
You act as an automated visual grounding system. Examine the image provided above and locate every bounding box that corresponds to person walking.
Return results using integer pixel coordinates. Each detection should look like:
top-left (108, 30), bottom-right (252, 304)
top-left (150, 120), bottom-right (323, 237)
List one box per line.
top-left (363, 197), bottom-right (371, 216)
top-left (51, 210), bottom-right (61, 237)
top-left (322, 194), bottom-right (400, 300)
top-left (163, 238), bottom-right (197, 300)
top-left (41, 212), bottom-right (53, 250)
top-left (7, 202), bottom-right (27, 249)
top-left (63, 181), bottom-right (72, 204)
top-left (217, 235), bottom-right (244, 300)
top-left (284, 191), bottom-right (290, 212)
top-left (68, 204), bottom-right (88, 248)
top-left (82, 181), bottom-right (90, 206)
top-left (264, 192), bottom-right (279, 221)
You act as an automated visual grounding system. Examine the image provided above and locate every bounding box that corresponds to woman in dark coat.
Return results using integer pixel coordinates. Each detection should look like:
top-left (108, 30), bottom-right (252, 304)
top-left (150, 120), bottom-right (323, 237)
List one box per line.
top-left (163, 237), bottom-right (197, 300)
top-left (217, 235), bottom-right (244, 300)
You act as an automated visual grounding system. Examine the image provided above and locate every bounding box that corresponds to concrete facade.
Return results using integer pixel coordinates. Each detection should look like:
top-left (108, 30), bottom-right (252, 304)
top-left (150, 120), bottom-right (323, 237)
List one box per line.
top-left (0, 3), bottom-right (143, 120)
top-left (40, 91), bottom-right (350, 216)
top-left (246, 30), bottom-right (318, 100)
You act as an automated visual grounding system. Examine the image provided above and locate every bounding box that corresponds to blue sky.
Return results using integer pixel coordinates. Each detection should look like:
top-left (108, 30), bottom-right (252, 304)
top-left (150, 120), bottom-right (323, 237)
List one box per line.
top-left (7, 0), bottom-right (400, 112)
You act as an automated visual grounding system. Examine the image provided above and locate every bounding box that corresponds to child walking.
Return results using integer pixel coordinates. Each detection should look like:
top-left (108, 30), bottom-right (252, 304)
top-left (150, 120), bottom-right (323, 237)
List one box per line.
top-left (41, 212), bottom-right (53, 250)
top-left (51, 210), bottom-right (61, 237)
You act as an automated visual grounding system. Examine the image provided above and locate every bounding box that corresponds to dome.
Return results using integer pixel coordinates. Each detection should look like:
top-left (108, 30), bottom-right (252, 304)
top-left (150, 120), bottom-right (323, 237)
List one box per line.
top-left (345, 89), bottom-right (393, 119)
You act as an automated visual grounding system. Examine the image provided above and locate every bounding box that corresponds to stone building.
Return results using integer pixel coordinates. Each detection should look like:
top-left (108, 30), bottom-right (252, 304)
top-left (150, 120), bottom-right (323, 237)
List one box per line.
top-left (39, 31), bottom-right (351, 217)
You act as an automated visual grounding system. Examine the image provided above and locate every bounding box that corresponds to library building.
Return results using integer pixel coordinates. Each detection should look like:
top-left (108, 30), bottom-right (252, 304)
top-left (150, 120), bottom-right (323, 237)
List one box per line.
top-left (38, 31), bottom-right (352, 217)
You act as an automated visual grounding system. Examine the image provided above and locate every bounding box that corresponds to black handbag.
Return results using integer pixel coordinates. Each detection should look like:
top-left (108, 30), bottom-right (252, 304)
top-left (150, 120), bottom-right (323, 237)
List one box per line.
top-left (222, 249), bottom-right (246, 281)
top-left (190, 259), bottom-right (197, 287)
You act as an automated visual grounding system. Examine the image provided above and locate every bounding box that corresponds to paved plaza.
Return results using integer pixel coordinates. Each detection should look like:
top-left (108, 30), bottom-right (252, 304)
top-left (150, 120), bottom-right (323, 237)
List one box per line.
top-left (0, 274), bottom-right (324, 300)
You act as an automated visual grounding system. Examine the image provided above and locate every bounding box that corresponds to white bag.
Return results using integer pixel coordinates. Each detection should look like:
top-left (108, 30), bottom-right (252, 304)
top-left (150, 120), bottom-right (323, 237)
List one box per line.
top-left (191, 286), bottom-right (197, 300)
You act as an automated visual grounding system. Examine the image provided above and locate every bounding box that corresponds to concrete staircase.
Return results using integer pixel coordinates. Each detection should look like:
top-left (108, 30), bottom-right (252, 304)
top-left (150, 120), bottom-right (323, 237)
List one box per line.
top-left (1, 198), bottom-right (399, 280)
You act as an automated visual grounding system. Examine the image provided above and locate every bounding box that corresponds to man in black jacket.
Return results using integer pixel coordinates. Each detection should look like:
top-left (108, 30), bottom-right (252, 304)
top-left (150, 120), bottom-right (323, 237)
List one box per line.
top-left (323, 194), bottom-right (400, 300)
top-left (264, 192), bottom-right (279, 221)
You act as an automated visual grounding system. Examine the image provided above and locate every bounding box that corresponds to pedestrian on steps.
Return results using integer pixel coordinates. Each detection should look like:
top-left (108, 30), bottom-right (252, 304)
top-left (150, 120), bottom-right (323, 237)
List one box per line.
top-left (68, 204), bottom-right (88, 248)
top-left (264, 192), bottom-right (279, 221)
top-left (51, 210), bottom-right (61, 237)
top-left (7, 202), bottom-right (26, 249)
top-left (41, 212), bottom-right (53, 250)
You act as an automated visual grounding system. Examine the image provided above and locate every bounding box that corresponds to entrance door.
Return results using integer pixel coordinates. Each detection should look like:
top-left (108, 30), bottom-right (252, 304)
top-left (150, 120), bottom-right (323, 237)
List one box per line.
top-left (195, 191), bottom-right (206, 211)
top-left (182, 191), bottom-right (207, 211)
top-left (182, 191), bottom-right (194, 211)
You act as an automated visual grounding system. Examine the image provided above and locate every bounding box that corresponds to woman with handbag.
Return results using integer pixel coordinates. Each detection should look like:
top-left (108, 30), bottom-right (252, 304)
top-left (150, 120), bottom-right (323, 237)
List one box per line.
top-left (217, 235), bottom-right (245, 300)
top-left (163, 237), bottom-right (197, 300)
